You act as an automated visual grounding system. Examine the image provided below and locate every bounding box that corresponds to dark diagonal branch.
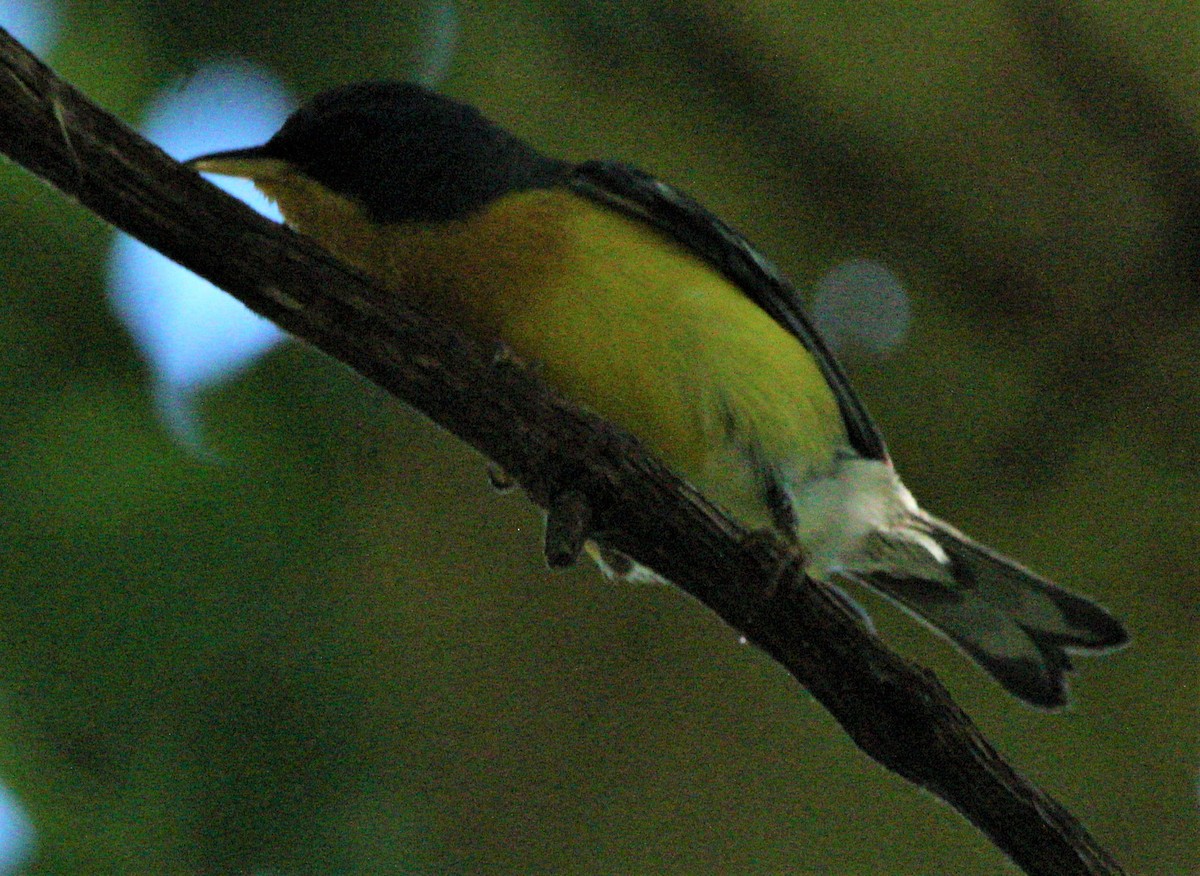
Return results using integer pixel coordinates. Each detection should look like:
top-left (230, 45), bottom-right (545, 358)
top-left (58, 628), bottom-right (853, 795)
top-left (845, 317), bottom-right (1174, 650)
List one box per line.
top-left (0, 29), bottom-right (1124, 876)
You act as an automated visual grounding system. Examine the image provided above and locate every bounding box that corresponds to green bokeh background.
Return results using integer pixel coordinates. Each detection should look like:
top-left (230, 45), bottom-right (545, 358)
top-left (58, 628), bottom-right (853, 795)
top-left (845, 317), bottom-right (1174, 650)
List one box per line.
top-left (1, 1), bottom-right (1197, 872)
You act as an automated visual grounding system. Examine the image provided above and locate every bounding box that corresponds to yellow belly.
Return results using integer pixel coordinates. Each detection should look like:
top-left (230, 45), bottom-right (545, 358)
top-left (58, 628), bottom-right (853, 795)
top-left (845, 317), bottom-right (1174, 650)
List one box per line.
top-left (266, 180), bottom-right (847, 531)
top-left (502, 200), bottom-right (848, 528)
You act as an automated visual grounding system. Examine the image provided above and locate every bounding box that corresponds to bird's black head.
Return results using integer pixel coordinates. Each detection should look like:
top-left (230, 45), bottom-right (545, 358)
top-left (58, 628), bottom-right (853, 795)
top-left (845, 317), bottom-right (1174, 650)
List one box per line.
top-left (254, 81), bottom-right (571, 223)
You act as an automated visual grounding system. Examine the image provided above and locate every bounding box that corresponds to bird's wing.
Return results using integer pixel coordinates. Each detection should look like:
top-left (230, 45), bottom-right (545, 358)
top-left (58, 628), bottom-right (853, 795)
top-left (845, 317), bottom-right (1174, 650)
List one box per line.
top-left (568, 160), bottom-right (887, 461)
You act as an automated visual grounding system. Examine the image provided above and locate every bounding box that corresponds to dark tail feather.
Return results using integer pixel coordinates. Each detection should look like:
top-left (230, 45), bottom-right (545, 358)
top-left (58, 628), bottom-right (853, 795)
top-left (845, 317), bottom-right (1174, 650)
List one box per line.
top-left (851, 515), bottom-right (1128, 708)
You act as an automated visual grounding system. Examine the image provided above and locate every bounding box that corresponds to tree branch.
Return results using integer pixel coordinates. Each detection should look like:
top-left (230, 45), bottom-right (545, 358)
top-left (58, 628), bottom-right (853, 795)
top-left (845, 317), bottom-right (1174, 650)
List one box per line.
top-left (0, 29), bottom-right (1125, 876)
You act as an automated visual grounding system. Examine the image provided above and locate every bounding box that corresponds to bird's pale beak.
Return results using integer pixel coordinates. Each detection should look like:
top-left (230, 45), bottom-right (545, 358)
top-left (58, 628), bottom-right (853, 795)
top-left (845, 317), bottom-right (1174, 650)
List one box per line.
top-left (186, 147), bottom-right (289, 181)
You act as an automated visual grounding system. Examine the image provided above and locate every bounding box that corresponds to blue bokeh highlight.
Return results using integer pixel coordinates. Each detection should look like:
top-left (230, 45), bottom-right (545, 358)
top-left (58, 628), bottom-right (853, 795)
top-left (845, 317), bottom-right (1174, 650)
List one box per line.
top-left (107, 2), bottom-right (460, 452)
top-left (810, 259), bottom-right (911, 355)
top-left (0, 0), bottom-right (60, 57)
top-left (108, 60), bottom-right (295, 450)
top-left (414, 0), bottom-right (459, 86)
top-left (0, 783), bottom-right (33, 875)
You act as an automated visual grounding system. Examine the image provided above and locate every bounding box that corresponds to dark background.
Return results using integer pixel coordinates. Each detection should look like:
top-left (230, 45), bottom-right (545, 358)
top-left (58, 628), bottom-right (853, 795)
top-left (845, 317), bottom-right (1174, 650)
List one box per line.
top-left (0, 0), bottom-right (1195, 872)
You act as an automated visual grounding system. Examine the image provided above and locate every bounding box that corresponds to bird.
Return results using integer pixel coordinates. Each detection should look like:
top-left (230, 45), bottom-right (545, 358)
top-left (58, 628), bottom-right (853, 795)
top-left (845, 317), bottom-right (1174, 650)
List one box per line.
top-left (187, 80), bottom-right (1127, 708)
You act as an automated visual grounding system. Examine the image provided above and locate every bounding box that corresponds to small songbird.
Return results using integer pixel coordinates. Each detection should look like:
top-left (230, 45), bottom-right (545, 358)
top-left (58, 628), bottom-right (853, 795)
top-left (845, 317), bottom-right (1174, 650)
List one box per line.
top-left (188, 81), bottom-right (1127, 707)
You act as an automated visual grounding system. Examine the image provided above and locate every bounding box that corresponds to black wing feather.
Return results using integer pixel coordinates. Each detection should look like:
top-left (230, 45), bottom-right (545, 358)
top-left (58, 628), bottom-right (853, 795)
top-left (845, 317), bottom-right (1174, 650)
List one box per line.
top-left (567, 160), bottom-right (887, 461)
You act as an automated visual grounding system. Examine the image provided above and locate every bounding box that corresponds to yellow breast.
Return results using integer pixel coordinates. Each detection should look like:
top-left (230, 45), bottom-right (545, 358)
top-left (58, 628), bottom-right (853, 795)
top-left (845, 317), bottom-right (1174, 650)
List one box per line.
top-left (261, 176), bottom-right (847, 531)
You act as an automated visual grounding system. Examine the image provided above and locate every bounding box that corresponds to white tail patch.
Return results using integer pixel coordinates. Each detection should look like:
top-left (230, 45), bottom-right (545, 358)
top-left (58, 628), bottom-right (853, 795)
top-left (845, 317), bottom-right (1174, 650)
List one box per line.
top-left (784, 456), bottom-right (946, 582)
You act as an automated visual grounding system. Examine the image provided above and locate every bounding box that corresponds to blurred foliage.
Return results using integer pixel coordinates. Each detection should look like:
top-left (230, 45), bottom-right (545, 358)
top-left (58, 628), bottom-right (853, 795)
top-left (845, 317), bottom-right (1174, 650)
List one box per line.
top-left (0, 0), bottom-right (1197, 873)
